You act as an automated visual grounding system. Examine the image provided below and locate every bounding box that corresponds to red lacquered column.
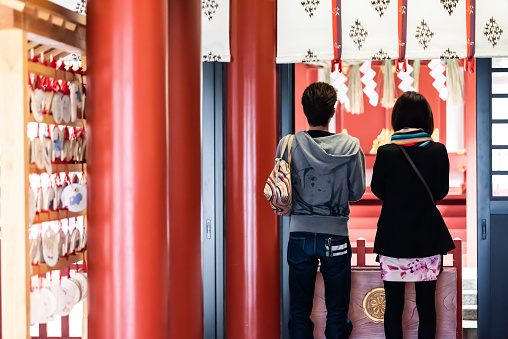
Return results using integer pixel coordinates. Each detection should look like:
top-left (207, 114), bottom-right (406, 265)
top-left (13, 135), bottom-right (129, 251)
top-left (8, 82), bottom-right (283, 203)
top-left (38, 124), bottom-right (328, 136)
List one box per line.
top-left (87, 1), bottom-right (169, 338)
top-left (226, 0), bottom-right (280, 338)
top-left (167, 1), bottom-right (203, 338)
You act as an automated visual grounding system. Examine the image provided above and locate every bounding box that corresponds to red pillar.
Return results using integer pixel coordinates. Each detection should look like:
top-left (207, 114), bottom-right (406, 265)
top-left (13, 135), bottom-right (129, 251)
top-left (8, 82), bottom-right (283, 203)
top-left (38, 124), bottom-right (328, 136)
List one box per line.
top-left (226, 0), bottom-right (280, 338)
top-left (167, 1), bottom-right (203, 338)
top-left (87, 1), bottom-right (169, 338)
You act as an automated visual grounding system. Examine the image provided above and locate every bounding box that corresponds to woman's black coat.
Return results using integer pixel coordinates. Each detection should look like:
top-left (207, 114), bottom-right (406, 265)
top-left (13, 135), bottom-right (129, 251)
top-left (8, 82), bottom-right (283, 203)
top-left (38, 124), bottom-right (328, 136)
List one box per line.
top-left (371, 142), bottom-right (455, 258)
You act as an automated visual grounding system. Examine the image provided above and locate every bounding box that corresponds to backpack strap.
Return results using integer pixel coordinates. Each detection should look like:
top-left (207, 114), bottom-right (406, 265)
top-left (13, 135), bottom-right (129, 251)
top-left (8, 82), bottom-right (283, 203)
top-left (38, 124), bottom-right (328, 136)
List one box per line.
top-left (280, 134), bottom-right (294, 162)
top-left (286, 135), bottom-right (295, 164)
top-left (398, 145), bottom-right (436, 206)
top-left (280, 135), bottom-right (290, 159)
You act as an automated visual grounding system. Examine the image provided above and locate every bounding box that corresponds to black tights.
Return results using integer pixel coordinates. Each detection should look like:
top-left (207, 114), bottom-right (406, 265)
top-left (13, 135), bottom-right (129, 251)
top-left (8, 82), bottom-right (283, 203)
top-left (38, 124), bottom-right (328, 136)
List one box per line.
top-left (383, 280), bottom-right (437, 339)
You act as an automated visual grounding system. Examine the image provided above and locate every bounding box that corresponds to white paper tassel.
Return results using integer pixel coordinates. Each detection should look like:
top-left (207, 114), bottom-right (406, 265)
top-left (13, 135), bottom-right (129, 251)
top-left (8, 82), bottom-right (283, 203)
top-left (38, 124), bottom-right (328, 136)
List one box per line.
top-left (428, 59), bottom-right (448, 101)
top-left (330, 66), bottom-right (351, 112)
top-left (381, 60), bottom-right (395, 109)
top-left (446, 59), bottom-right (464, 105)
top-left (348, 64), bottom-right (364, 115)
top-left (360, 61), bottom-right (379, 107)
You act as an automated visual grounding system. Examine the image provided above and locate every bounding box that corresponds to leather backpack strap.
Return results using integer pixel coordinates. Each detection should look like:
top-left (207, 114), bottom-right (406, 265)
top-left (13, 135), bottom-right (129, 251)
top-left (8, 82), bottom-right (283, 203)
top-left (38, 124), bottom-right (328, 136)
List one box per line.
top-left (398, 145), bottom-right (436, 206)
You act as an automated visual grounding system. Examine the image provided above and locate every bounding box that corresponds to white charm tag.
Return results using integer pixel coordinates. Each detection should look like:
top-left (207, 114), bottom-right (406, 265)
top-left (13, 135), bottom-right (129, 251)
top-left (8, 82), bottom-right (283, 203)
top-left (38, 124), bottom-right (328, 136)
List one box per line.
top-left (42, 227), bottom-right (59, 267)
top-left (61, 184), bottom-right (87, 212)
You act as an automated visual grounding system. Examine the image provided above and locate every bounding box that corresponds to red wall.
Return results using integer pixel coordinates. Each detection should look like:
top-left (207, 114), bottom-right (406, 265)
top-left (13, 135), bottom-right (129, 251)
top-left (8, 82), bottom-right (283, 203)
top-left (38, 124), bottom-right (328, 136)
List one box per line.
top-left (295, 63), bottom-right (316, 133)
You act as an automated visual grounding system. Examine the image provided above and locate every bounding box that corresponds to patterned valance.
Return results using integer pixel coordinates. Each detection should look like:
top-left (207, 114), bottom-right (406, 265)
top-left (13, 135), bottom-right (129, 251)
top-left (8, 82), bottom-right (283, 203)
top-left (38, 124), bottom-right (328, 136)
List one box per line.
top-left (277, 0), bottom-right (508, 63)
top-left (49, 0), bottom-right (232, 62)
top-left (341, 1), bottom-right (398, 61)
top-left (475, 0), bottom-right (508, 57)
top-left (202, 0), bottom-right (230, 62)
top-left (277, 0), bottom-right (334, 64)
top-left (405, 0), bottom-right (467, 60)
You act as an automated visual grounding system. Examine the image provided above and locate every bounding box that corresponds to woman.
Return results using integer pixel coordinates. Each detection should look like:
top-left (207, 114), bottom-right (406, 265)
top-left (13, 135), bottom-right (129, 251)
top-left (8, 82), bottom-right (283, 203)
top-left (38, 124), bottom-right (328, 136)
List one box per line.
top-left (371, 92), bottom-right (455, 339)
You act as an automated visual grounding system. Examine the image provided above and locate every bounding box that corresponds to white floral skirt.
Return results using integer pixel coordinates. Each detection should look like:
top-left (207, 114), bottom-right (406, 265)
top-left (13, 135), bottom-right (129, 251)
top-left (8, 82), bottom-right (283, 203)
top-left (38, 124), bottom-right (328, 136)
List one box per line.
top-left (379, 255), bottom-right (442, 282)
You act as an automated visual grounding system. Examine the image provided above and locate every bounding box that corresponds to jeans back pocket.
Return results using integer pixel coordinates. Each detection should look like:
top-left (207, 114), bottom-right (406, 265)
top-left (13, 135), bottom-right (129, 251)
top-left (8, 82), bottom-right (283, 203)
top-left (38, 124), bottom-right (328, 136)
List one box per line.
top-left (287, 236), bottom-right (309, 265)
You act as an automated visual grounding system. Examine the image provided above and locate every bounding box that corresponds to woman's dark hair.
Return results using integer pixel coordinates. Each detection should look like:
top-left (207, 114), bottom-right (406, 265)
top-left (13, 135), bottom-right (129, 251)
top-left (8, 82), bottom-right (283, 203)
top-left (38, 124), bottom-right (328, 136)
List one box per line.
top-left (301, 82), bottom-right (337, 127)
top-left (391, 91), bottom-right (434, 134)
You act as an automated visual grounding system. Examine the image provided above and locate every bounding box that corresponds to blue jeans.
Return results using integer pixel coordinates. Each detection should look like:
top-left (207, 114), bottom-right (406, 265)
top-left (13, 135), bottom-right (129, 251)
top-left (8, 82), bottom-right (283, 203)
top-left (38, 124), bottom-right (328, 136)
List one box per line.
top-left (288, 232), bottom-right (353, 339)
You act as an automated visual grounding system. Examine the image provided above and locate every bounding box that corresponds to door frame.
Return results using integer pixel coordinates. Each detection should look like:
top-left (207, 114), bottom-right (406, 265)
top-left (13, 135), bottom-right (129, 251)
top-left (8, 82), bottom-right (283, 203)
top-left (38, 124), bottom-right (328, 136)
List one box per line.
top-left (476, 58), bottom-right (508, 338)
top-left (278, 63), bottom-right (295, 339)
top-left (476, 58), bottom-right (491, 339)
top-left (202, 62), bottom-right (226, 339)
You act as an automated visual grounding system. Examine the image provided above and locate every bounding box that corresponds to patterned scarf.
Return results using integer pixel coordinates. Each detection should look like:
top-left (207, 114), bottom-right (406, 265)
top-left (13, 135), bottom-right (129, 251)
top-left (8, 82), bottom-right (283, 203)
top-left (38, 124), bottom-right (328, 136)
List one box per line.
top-left (391, 128), bottom-right (433, 147)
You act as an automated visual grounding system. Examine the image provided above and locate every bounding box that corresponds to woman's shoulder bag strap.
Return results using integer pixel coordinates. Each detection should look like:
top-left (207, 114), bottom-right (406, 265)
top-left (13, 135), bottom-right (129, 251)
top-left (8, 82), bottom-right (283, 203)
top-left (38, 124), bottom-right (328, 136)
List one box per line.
top-left (398, 145), bottom-right (436, 206)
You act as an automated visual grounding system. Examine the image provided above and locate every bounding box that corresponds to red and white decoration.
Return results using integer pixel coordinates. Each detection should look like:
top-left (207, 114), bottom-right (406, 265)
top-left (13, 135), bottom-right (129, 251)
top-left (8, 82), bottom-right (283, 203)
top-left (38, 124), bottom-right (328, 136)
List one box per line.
top-left (277, 0), bottom-right (334, 63)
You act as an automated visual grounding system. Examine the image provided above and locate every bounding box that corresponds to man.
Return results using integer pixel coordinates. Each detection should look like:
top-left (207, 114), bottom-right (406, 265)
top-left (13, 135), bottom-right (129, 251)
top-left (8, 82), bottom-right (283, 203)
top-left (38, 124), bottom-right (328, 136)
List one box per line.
top-left (276, 82), bottom-right (366, 339)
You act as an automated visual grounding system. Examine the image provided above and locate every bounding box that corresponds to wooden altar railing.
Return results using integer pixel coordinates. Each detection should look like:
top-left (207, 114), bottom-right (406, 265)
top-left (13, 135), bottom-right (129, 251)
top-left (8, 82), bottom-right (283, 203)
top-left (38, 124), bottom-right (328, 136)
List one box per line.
top-left (351, 238), bottom-right (463, 339)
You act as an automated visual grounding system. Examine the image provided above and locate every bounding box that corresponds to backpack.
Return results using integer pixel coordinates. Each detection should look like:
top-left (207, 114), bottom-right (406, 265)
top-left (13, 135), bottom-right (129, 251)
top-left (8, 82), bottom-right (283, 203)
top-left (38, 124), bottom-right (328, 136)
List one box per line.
top-left (264, 135), bottom-right (294, 216)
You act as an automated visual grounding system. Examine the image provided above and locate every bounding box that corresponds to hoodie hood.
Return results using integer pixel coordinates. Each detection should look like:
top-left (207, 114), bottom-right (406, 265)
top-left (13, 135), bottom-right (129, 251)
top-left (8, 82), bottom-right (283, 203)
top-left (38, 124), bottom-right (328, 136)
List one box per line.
top-left (294, 131), bottom-right (361, 175)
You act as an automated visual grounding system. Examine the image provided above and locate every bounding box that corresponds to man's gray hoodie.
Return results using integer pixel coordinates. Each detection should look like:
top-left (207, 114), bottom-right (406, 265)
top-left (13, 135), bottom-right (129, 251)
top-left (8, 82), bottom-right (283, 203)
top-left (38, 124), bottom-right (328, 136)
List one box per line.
top-left (276, 131), bottom-right (366, 236)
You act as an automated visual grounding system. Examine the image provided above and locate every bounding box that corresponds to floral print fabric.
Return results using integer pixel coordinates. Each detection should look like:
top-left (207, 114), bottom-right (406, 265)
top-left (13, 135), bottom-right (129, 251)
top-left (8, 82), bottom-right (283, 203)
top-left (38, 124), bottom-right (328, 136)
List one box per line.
top-left (379, 255), bottom-right (441, 281)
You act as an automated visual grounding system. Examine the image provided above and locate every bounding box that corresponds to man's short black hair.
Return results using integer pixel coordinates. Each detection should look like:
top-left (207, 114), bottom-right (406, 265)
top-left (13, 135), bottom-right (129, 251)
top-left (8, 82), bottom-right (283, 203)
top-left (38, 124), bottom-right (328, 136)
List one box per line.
top-left (391, 91), bottom-right (434, 135)
top-left (301, 82), bottom-right (337, 127)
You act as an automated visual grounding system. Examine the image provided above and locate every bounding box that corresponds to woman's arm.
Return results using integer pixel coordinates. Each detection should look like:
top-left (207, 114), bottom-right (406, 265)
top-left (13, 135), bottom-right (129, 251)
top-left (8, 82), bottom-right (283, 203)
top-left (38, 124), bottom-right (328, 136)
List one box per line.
top-left (435, 144), bottom-right (450, 201)
top-left (348, 148), bottom-right (367, 202)
top-left (371, 147), bottom-right (388, 200)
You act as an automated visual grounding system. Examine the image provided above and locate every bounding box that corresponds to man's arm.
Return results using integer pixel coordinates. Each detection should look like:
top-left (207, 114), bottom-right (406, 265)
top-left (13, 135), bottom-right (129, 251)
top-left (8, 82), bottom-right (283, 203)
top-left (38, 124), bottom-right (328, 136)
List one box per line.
top-left (348, 147), bottom-right (366, 202)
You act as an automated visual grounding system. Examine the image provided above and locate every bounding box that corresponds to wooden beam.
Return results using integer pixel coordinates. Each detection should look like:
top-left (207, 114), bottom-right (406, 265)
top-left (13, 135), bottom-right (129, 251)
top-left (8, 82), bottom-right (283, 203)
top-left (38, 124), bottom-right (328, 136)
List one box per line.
top-left (29, 163), bottom-right (86, 174)
top-left (23, 0), bottom-right (85, 26)
top-left (32, 43), bottom-right (53, 56)
top-left (0, 0), bottom-right (25, 11)
top-left (32, 208), bottom-right (87, 224)
top-left (27, 61), bottom-right (77, 81)
top-left (26, 40), bottom-right (38, 49)
top-left (31, 252), bottom-right (85, 277)
top-left (0, 4), bottom-right (14, 28)
top-left (0, 28), bottom-right (30, 339)
top-left (11, 8), bottom-right (86, 51)
top-left (26, 33), bottom-right (82, 55)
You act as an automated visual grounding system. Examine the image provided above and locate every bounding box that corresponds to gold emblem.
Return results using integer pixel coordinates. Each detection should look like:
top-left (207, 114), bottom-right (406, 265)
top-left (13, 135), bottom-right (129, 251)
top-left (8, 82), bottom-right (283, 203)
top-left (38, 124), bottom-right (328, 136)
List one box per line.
top-left (362, 288), bottom-right (386, 323)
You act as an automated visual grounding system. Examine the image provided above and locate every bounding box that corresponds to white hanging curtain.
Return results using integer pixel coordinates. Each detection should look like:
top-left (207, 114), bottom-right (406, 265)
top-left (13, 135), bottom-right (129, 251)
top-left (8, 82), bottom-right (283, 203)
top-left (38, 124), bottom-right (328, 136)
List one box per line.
top-left (341, 0), bottom-right (398, 61)
top-left (475, 0), bottom-right (508, 57)
top-left (202, 0), bottom-right (230, 62)
top-left (405, 0), bottom-right (467, 60)
top-left (276, 0), bottom-right (334, 63)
